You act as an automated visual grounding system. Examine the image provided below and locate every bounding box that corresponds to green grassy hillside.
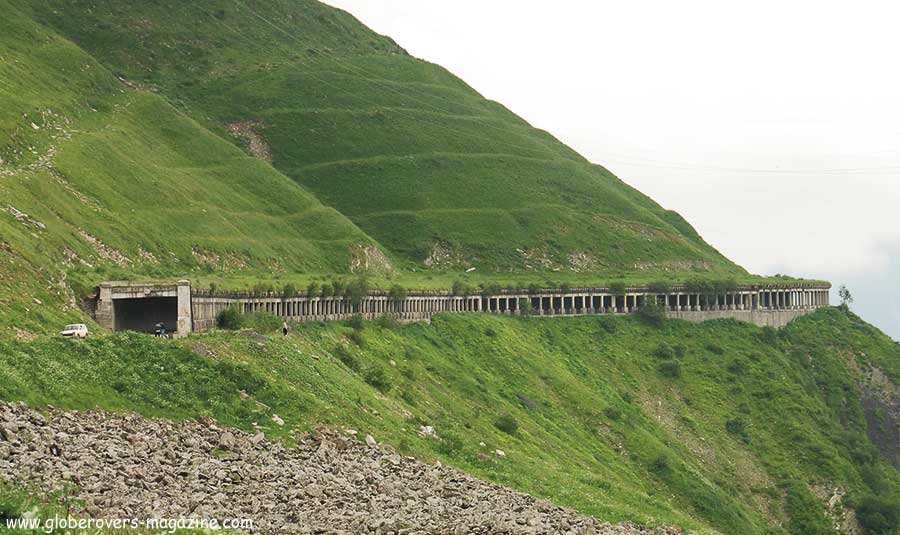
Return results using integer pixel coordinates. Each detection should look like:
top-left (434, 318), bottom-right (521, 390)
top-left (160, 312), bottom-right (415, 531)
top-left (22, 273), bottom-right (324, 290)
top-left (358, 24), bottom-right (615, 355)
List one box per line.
top-left (2, 308), bottom-right (899, 535)
top-left (12, 0), bottom-right (744, 278)
top-left (0, 1), bottom-right (387, 333)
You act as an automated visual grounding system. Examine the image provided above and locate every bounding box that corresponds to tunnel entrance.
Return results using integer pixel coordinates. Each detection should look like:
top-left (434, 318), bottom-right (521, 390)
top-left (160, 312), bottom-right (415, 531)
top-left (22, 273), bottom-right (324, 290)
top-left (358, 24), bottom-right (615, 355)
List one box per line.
top-left (113, 297), bottom-right (178, 334)
top-left (96, 280), bottom-right (193, 338)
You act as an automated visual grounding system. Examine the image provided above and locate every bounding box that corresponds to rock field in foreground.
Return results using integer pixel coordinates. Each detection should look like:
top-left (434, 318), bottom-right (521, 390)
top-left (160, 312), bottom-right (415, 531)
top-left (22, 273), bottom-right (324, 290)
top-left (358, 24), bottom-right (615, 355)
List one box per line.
top-left (0, 401), bottom-right (686, 534)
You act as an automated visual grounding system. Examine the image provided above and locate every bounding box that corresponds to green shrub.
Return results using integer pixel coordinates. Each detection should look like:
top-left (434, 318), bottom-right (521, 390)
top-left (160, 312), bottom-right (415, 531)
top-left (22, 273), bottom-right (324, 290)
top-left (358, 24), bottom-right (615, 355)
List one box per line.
top-left (599, 317), bottom-right (617, 334)
top-left (347, 330), bottom-right (365, 348)
top-left (654, 343), bottom-right (676, 359)
top-left (216, 306), bottom-right (244, 330)
top-left (759, 326), bottom-right (778, 344)
top-left (330, 279), bottom-right (346, 297)
top-left (516, 392), bottom-right (536, 410)
top-left (244, 312), bottom-right (281, 332)
top-left (784, 483), bottom-right (832, 535)
top-left (706, 343), bottom-right (725, 355)
top-left (251, 282), bottom-right (274, 296)
top-left (281, 283), bottom-right (297, 299)
top-left (527, 283), bottom-right (541, 295)
top-left (637, 302), bottom-right (666, 326)
top-left (347, 313), bottom-right (365, 331)
top-left (494, 414), bottom-right (519, 434)
top-left (648, 281), bottom-right (672, 294)
top-left (649, 454), bottom-right (671, 474)
top-left (658, 361), bottom-right (682, 378)
top-left (481, 283), bottom-right (502, 297)
top-left (306, 282), bottom-right (320, 297)
top-left (609, 282), bottom-right (627, 297)
top-left (436, 431), bottom-right (463, 456)
top-left (857, 495), bottom-right (900, 535)
top-left (375, 314), bottom-right (399, 329)
top-left (452, 280), bottom-right (472, 296)
top-left (0, 487), bottom-right (24, 523)
top-left (399, 389), bottom-right (416, 406)
top-left (364, 366), bottom-right (391, 392)
top-left (725, 418), bottom-right (750, 443)
top-left (604, 406), bottom-right (623, 421)
top-left (334, 345), bottom-right (359, 371)
top-left (346, 277), bottom-right (369, 307)
top-left (388, 284), bottom-right (407, 303)
top-left (727, 360), bottom-right (746, 375)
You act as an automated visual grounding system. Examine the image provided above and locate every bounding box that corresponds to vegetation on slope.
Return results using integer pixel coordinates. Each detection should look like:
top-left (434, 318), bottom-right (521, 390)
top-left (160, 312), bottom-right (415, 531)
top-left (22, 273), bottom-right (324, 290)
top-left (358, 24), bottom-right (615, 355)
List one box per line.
top-left (2, 308), bottom-right (898, 535)
top-left (15, 0), bottom-right (745, 278)
top-left (0, 1), bottom-right (384, 334)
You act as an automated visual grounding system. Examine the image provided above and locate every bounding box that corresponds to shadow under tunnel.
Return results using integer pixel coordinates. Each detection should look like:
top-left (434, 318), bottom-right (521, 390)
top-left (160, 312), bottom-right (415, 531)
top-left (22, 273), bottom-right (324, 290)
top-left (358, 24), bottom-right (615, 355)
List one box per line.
top-left (114, 297), bottom-right (178, 334)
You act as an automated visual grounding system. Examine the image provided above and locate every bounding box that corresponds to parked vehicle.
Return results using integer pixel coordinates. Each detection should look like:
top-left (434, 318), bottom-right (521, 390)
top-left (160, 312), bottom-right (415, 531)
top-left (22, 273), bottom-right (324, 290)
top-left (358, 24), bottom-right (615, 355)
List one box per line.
top-left (60, 324), bottom-right (89, 339)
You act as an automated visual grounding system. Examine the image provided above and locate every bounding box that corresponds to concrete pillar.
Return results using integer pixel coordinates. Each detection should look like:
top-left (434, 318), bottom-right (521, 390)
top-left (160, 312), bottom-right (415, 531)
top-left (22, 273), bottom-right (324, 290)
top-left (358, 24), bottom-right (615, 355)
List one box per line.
top-left (175, 280), bottom-right (192, 338)
top-left (96, 283), bottom-right (115, 331)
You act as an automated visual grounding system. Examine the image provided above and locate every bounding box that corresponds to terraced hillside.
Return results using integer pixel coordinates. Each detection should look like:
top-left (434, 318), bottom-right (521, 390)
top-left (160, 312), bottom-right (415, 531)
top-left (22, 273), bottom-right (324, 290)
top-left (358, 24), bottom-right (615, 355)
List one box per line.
top-left (7, 0), bottom-right (743, 281)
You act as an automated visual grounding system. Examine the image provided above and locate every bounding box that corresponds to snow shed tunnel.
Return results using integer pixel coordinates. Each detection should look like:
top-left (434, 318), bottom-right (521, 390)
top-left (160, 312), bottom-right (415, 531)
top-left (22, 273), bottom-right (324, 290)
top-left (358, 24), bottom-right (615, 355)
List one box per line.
top-left (95, 281), bottom-right (193, 338)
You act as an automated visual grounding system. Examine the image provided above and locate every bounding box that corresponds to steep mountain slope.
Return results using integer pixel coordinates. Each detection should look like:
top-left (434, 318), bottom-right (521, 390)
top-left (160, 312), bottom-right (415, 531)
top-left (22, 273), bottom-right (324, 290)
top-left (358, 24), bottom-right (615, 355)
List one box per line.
top-left (2, 308), bottom-right (899, 535)
top-left (14, 0), bottom-right (743, 277)
top-left (0, 1), bottom-right (383, 333)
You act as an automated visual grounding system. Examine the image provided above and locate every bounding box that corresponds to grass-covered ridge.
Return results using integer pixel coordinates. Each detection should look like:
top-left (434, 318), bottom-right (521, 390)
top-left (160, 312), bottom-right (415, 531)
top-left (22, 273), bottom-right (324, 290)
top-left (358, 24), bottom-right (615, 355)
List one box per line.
top-left (12, 0), bottom-right (745, 278)
top-left (0, 0), bottom-right (386, 334)
top-left (2, 308), bottom-right (898, 535)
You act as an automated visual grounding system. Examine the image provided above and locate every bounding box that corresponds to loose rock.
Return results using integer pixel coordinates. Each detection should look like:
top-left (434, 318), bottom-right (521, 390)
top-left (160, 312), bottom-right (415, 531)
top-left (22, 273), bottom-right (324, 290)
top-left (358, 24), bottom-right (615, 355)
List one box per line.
top-left (0, 401), bottom-right (689, 535)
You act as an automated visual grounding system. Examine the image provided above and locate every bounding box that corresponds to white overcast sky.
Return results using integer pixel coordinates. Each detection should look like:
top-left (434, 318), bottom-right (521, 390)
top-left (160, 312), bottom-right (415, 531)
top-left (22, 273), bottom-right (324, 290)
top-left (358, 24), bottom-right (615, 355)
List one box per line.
top-left (323, 0), bottom-right (900, 339)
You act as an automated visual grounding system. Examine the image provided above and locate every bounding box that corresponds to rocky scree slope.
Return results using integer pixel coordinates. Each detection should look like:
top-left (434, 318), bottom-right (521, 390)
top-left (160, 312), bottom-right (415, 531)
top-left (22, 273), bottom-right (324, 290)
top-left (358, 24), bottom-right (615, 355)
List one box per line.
top-left (0, 401), bottom-right (686, 535)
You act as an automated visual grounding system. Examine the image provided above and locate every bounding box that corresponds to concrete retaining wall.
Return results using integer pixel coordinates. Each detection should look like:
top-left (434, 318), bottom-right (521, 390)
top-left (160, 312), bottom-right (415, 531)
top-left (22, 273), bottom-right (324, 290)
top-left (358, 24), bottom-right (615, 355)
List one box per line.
top-left (666, 308), bottom-right (814, 328)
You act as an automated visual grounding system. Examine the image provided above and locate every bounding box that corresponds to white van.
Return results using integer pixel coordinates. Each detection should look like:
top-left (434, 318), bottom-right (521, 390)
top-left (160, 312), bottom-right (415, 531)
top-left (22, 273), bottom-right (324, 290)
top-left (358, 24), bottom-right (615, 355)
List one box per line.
top-left (60, 324), bottom-right (89, 339)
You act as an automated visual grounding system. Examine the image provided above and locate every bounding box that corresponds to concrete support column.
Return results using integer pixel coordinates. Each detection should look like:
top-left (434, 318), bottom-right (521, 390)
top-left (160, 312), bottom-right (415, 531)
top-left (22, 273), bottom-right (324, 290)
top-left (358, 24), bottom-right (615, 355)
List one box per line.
top-left (175, 280), bottom-right (192, 337)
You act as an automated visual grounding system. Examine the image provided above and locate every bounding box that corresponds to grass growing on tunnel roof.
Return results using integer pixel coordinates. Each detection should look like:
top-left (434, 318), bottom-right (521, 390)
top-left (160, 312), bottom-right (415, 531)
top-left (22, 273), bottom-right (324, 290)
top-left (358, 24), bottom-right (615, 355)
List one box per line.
top-left (2, 307), bottom-right (898, 535)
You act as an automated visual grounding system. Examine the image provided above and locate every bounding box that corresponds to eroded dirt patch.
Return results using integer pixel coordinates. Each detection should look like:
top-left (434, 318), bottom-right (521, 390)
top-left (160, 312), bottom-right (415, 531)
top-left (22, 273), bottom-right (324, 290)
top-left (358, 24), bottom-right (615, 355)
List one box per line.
top-left (227, 121), bottom-right (272, 162)
top-left (77, 229), bottom-right (131, 267)
top-left (350, 243), bottom-right (394, 275)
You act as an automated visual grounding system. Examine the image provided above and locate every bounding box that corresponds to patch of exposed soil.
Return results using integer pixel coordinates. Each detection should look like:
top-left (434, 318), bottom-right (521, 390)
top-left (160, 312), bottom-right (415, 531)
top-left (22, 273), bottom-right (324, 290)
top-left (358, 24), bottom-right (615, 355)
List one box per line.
top-left (227, 121), bottom-right (272, 162)
top-left (77, 229), bottom-right (131, 267)
top-left (423, 242), bottom-right (468, 270)
top-left (12, 327), bottom-right (37, 342)
top-left (568, 251), bottom-right (601, 272)
top-left (632, 260), bottom-right (713, 272)
top-left (5, 206), bottom-right (46, 231)
top-left (191, 248), bottom-right (249, 271)
top-left (518, 247), bottom-right (561, 271)
top-left (350, 243), bottom-right (394, 275)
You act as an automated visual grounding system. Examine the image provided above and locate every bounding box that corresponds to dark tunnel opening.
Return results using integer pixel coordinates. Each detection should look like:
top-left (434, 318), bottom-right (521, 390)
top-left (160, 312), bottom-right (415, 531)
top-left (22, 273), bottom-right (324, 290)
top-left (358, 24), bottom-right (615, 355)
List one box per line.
top-left (113, 297), bottom-right (178, 334)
